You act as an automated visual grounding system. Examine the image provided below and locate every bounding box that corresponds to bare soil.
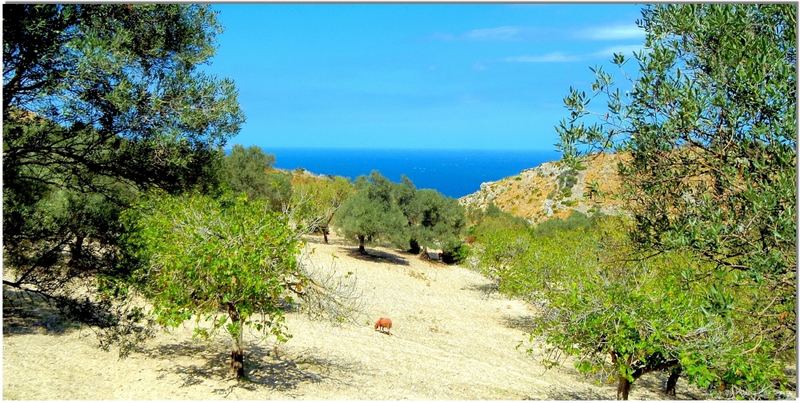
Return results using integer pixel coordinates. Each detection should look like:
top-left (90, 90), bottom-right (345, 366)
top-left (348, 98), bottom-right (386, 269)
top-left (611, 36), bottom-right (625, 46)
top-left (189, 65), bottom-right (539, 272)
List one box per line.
top-left (3, 235), bottom-right (704, 400)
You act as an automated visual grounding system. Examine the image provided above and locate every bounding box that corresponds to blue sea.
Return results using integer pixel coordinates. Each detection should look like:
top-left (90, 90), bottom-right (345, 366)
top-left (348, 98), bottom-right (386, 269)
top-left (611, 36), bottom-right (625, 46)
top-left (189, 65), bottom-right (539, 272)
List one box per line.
top-left (270, 148), bottom-right (561, 198)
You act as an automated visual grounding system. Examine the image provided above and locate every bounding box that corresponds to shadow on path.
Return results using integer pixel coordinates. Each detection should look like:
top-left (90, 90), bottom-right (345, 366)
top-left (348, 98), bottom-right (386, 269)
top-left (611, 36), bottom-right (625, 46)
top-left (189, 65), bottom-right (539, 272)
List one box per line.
top-left (2, 287), bottom-right (80, 336)
top-left (461, 281), bottom-right (500, 299)
top-left (146, 340), bottom-right (362, 395)
top-left (501, 314), bottom-right (537, 333)
top-left (341, 247), bottom-right (409, 266)
top-left (544, 387), bottom-right (609, 400)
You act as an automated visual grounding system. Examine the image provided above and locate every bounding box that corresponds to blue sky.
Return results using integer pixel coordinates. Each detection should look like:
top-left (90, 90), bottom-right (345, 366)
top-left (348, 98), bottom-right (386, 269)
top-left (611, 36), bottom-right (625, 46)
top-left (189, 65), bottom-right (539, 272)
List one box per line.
top-left (206, 4), bottom-right (646, 151)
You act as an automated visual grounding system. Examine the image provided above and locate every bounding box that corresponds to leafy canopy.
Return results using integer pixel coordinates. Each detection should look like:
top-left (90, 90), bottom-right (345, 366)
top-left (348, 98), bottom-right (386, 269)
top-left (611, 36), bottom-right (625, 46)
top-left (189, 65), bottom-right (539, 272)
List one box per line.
top-left (122, 192), bottom-right (305, 375)
top-left (406, 189), bottom-right (466, 251)
top-left (221, 145), bottom-right (292, 211)
top-left (543, 3), bottom-right (795, 398)
top-left (557, 4), bottom-right (796, 280)
top-left (334, 171), bottom-right (408, 252)
top-left (3, 4), bottom-right (243, 295)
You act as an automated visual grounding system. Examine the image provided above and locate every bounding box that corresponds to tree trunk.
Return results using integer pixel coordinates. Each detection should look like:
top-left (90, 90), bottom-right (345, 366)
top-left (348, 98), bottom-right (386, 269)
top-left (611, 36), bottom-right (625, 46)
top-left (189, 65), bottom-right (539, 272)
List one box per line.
top-left (358, 235), bottom-right (366, 254)
top-left (665, 366), bottom-right (681, 397)
top-left (419, 246), bottom-right (432, 261)
top-left (69, 234), bottom-right (84, 265)
top-left (617, 376), bottom-right (631, 400)
top-left (408, 239), bottom-right (421, 254)
top-left (230, 342), bottom-right (244, 379)
top-left (323, 214), bottom-right (335, 244)
top-left (227, 304), bottom-right (245, 379)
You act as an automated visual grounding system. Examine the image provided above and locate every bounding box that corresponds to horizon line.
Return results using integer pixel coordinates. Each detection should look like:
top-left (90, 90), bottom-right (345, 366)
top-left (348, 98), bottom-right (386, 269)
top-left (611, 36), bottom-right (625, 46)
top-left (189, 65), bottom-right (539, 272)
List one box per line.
top-left (225, 146), bottom-right (563, 153)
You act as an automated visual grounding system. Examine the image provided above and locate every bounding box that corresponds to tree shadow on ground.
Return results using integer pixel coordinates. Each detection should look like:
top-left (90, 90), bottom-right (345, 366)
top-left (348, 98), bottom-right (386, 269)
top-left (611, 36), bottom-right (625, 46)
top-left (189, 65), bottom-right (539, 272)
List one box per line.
top-left (340, 247), bottom-right (409, 266)
top-left (501, 314), bottom-right (537, 333)
top-left (635, 371), bottom-right (707, 400)
top-left (543, 386), bottom-right (610, 400)
top-left (462, 281), bottom-right (500, 299)
top-left (2, 287), bottom-right (81, 336)
top-left (146, 340), bottom-right (361, 395)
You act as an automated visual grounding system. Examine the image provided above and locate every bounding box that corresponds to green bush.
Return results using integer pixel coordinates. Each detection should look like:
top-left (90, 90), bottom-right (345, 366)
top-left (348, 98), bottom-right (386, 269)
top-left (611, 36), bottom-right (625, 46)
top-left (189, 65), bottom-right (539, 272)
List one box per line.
top-left (472, 212), bottom-right (792, 398)
top-left (441, 241), bottom-right (470, 265)
top-left (553, 4), bottom-right (796, 397)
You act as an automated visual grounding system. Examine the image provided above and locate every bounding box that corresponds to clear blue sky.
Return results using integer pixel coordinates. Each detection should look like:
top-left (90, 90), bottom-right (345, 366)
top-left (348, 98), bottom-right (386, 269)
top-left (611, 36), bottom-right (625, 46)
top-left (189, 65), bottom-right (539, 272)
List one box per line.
top-left (205, 4), bottom-right (646, 151)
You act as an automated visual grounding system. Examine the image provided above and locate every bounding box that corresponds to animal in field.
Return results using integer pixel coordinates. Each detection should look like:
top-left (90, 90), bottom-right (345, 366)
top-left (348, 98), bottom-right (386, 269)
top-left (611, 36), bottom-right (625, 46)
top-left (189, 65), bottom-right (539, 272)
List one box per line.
top-left (374, 317), bottom-right (392, 334)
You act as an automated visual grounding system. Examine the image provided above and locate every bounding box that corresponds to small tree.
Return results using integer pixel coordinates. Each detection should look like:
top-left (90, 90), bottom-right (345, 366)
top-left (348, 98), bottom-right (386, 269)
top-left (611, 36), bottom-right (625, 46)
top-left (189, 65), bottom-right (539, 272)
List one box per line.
top-left (333, 171), bottom-right (407, 254)
top-left (122, 192), bottom-right (305, 378)
top-left (222, 145), bottom-right (292, 211)
top-left (472, 212), bottom-right (790, 399)
top-left (290, 175), bottom-right (354, 243)
top-left (552, 3), bottom-right (795, 398)
top-left (392, 176), bottom-right (420, 253)
top-left (406, 189), bottom-right (466, 258)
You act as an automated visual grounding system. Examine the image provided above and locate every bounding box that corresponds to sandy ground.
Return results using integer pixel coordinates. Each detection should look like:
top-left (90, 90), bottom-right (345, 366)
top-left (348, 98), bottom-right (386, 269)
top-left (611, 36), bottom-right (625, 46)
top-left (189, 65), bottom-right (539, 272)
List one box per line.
top-left (3, 235), bottom-right (704, 400)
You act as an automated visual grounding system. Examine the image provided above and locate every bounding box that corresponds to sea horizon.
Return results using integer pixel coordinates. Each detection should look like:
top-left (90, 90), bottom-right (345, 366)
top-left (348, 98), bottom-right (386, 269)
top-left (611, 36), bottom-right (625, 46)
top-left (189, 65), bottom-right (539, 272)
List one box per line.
top-left (260, 147), bottom-right (562, 198)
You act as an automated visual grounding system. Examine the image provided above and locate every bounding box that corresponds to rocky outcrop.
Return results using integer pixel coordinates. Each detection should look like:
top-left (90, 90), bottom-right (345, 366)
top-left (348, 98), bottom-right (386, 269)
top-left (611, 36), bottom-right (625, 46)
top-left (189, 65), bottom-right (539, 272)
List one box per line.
top-left (459, 153), bottom-right (629, 224)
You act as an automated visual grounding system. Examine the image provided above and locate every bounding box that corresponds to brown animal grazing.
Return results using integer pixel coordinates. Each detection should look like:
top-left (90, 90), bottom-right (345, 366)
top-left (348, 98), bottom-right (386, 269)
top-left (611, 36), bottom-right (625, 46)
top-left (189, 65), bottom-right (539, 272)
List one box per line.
top-left (374, 317), bottom-right (392, 334)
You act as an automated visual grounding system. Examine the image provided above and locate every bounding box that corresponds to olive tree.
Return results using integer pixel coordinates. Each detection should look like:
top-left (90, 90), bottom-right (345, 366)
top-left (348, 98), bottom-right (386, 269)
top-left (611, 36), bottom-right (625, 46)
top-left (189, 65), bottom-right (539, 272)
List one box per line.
top-left (333, 171), bottom-right (407, 254)
top-left (3, 4), bottom-right (243, 326)
top-left (290, 175), bottom-right (354, 243)
top-left (406, 189), bottom-right (466, 258)
top-left (549, 3), bottom-right (795, 398)
top-left (222, 145), bottom-right (292, 211)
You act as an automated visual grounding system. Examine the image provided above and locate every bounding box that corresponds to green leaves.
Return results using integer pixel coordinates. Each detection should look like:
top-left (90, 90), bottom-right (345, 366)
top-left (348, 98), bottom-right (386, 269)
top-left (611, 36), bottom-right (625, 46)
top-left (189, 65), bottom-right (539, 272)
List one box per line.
top-left (3, 4), bottom-right (245, 307)
top-left (548, 4), bottom-right (796, 397)
top-left (221, 145), bottom-right (291, 211)
top-left (333, 171), bottom-right (411, 251)
top-left (122, 191), bottom-right (302, 345)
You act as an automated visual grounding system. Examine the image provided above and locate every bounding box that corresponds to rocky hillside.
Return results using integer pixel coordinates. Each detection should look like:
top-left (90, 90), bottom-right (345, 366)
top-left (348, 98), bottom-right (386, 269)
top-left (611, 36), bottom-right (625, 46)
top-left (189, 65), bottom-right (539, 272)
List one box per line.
top-left (459, 152), bottom-right (630, 224)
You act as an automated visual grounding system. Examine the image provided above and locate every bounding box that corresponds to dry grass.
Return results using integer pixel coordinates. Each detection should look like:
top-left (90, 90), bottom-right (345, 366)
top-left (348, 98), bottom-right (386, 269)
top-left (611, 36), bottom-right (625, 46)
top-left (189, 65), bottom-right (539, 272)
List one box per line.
top-left (4, 235), bottom-right (701, 400)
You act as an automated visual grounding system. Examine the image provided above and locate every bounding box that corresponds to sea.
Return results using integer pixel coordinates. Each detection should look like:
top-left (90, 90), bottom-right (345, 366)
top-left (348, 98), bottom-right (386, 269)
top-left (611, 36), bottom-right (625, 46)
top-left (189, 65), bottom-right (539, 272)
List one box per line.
top-left (269, 148), bottom-right (561, 199)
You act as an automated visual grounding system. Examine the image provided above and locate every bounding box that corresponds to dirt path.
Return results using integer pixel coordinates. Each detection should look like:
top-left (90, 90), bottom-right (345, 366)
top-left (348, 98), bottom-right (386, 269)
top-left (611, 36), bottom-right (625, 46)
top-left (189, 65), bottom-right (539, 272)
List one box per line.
top-left (3, 236), bottom-right (700, 400)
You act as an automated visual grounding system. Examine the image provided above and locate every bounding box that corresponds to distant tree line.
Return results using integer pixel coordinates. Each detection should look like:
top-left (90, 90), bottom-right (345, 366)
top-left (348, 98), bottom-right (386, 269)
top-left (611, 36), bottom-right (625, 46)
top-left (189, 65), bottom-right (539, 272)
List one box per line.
top-left (332, 171), bottom-right (468, 263)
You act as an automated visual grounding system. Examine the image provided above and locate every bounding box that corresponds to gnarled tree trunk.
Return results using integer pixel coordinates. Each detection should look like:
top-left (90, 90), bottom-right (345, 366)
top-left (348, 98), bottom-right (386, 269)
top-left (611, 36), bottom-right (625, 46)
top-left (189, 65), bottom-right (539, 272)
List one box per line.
top-left (665, 366), bottom-right (681, 396)
top-left (358, 235), bottom-right (366, 254)
top-left (408, 239), bottom-right (421, 254)
top-left (611, 351), bottom-right (680, 400)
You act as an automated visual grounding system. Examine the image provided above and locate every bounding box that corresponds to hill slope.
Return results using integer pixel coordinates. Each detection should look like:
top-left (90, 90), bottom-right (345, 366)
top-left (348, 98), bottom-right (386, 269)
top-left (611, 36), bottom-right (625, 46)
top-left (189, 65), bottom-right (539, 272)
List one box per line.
top-left (459, 152), bottom-right (629, 223)
top-left (4, 236), bottom-right (703, 399)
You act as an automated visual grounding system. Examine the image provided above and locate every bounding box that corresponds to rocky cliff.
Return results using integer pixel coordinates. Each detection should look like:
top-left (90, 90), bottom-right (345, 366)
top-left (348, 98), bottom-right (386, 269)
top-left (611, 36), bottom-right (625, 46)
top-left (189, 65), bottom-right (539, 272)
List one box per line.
top-left (459, 152), bottom-right (629, 224)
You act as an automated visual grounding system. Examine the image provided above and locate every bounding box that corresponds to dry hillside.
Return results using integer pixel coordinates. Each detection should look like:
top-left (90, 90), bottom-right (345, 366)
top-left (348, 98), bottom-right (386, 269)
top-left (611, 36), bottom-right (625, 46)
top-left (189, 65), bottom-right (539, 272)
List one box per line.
top-left (3, 236), bottom-right (703, 400)
top-left (459, 152), bottom-right (630, 224)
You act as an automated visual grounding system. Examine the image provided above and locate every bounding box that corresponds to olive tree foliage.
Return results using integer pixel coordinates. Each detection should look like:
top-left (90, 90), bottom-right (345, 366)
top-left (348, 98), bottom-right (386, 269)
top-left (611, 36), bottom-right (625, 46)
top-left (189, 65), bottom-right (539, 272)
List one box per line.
top-left (290, 175), bottom-right (354, 243)
top-left (388, 176), bottom-right (467, 260)
top-left (405, 189), bottom-right (466, 257)
top-left (472, 212), bottom-right (792, 399)
top-left (333, 171), bottom-right (407, 254)
top-left (392, 177), bottom-right (421, 253)
top-left (2, 3), bottom-right (244, 329)
top-left (221, 145), bottom-right (292, 211)
top-left (547, 3), bottom-right (795, 398)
